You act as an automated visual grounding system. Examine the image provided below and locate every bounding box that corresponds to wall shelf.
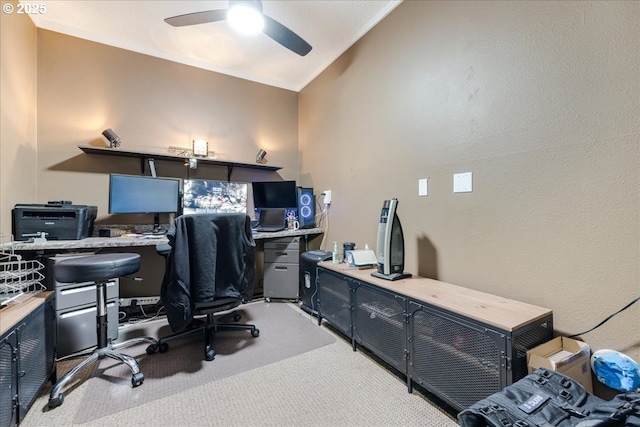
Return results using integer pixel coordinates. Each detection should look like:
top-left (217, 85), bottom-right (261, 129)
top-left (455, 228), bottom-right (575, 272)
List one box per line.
top-left (78, 145), bottom-right (281, 181)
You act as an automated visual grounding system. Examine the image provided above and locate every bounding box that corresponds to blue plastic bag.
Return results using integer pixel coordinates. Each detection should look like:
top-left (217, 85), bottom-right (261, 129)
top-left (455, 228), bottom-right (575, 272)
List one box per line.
top-left (592, 350), bottom-right (640, 392)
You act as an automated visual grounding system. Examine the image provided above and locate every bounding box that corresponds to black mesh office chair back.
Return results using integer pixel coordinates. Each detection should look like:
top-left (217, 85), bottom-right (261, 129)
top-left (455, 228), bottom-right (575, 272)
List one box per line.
top-left (157, 213), bottom-right (259, 361)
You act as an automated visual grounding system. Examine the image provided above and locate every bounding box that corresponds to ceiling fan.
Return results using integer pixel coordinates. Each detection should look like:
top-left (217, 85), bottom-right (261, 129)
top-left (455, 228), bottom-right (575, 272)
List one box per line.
top-left (164, 0), bottom-right (312, 56)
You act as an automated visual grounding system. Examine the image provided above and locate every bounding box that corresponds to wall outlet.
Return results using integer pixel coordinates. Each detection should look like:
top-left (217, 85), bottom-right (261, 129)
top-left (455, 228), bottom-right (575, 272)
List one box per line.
top-left (453, 172), bottom-right (473, 193)
top-left (323, 190), bottom-right (332, 204)
top-left (119, 296), bottom-right (160, 307)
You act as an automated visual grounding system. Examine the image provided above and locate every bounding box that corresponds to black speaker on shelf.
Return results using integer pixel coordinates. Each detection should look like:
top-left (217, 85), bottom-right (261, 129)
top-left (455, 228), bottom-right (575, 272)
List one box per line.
top-left (296, 187), bottom-right (315, 229)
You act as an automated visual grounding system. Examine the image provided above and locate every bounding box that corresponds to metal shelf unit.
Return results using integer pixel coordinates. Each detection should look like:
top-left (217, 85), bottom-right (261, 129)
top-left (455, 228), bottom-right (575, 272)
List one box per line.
top-left (316, 263), bottom-right (553, 412)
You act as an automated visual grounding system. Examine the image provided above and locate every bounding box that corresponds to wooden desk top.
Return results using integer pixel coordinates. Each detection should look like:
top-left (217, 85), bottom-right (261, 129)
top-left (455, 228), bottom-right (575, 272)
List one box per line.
top-left (0, 291), bottom-right (54, 336)
top-left (318, 261), bottom-right (552, 332)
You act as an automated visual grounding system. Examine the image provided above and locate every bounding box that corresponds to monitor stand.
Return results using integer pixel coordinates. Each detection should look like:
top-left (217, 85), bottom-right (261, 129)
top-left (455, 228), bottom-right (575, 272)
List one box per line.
top-left (143, 213), bottom-right (165, 235)
top-left (371, 271), bottom-right (412, 281)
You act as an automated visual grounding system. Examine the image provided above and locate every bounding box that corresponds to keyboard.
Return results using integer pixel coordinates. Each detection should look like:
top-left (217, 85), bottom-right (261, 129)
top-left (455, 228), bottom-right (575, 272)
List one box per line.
top-left (253, 225), bottom-right (285, 233)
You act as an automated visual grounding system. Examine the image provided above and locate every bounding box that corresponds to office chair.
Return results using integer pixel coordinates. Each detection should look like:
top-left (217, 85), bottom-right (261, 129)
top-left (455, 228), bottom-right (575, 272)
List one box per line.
top-left (48, 253), bottom-right (159, 408)
top-left (157, 213), bottom-right (260, 361)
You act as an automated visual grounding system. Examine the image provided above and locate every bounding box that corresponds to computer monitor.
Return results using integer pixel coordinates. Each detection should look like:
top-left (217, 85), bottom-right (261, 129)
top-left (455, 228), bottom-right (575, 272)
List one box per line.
top-left (371, 198), bottom-right (412, 281)
top-left (183, 179), bottom-right (247, 214)
top-left (251, 180), bottom-right (298, 210)
top-left (108, 174), bottom-right (181, 233)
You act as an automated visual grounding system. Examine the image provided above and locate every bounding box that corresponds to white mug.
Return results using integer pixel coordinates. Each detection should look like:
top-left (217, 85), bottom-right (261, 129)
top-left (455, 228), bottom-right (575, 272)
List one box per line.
top-left (292, 220), bottom-right (300, 231)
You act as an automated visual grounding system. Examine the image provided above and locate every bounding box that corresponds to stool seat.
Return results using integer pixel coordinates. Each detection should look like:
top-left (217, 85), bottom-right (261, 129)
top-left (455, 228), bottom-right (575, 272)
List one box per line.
top-left (54, 253), bottom-right (140, 283)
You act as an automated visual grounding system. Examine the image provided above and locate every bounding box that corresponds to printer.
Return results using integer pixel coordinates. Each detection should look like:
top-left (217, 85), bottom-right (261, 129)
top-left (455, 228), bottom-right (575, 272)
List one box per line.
top-left (12, 202), bottom-right (97, 241)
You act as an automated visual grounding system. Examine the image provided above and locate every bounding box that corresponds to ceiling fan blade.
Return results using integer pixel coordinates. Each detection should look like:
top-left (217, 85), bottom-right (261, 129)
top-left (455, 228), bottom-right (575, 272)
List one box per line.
top-left (164, 10), bottom-right (227, 27)
top-left (262, 15), bottom-right (312, 56)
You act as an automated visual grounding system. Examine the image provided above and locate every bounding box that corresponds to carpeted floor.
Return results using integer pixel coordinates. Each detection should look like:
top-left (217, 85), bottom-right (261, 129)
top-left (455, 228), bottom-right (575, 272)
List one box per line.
top-left (73, 302), bottom-right (335, 423)
top-left (21, 301), bottom-right (460, 427)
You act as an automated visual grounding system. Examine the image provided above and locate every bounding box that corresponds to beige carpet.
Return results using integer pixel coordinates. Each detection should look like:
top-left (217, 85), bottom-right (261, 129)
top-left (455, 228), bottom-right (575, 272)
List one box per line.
top-left (69, 302), bottom-right (336, 423)
top-left (22, 302), bottom-right (460, 427)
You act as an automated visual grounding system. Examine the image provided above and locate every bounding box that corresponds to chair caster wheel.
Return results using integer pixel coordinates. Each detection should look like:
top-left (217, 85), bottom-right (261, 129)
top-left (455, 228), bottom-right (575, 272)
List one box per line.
top-left (146, 343), bottom-right (158, 355)
top-left (266, 297), bottom-right (271, 303)
top-left (205, 348), bottom-right (216, 361)
top-left (132, 372), bottom-right (144, 387)
top-left (233, 314), bottom-right (241, 322)
top-left (251, 328), bottom-right (260, 337)
top-left (48, 394), bottom-right (64, 408)
top-left (158, 342), bottom-right (169, 353)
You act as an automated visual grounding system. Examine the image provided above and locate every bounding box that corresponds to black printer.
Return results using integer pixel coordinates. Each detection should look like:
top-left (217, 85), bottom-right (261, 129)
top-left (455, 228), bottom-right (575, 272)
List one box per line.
top-left (12, 202), bottom-right (97, 241)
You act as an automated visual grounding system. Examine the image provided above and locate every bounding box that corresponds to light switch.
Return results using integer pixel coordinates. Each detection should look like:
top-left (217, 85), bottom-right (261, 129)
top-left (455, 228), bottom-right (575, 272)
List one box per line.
top-left (418, 178), bottom-right (428, 196)
top-left (453, 172), bottom-right (472, 193)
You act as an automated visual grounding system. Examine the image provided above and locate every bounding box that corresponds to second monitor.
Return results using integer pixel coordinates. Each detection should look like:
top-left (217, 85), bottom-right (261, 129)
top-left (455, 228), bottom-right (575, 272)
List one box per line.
top-left (251, 181), bottom-right (298, 232)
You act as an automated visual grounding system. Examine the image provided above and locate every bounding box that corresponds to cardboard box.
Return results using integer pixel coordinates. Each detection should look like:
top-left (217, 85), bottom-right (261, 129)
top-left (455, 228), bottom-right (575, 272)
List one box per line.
top-left (527, 336), bottom-right (593, 393)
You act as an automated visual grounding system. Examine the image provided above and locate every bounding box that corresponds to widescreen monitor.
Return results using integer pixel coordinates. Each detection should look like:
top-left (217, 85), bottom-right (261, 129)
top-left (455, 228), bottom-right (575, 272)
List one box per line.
top-left (183, 179), bottom-right (247, 214)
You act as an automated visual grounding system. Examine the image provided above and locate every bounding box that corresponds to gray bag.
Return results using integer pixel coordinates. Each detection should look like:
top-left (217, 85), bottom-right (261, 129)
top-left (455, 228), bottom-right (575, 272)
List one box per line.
top-left (458, 368), bottom-right (640, 427)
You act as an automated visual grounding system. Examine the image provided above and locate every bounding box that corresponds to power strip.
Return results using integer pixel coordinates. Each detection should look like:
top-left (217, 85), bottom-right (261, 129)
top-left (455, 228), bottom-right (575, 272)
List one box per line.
top-left (119, 296), bottom-right (160, 307)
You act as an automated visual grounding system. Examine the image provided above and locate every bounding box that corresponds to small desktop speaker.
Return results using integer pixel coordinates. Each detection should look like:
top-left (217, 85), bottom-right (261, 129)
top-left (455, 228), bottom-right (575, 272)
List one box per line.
top-left (296, 187), bottom-right (315, 229)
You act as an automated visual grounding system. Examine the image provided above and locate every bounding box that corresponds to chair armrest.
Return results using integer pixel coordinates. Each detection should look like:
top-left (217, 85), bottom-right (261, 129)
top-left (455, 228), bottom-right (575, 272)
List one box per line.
top-left (156, 243), bottom-right (171, 257)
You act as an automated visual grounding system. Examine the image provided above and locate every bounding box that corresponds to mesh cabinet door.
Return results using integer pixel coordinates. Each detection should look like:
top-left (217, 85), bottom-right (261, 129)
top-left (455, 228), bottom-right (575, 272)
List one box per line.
top-left (0, 330), bottom-right (18, 427)
top-left (16, 304), bottom-right (48, 422)
top-left (353, 283), bottom-right (407, 374)
top-left (409, 301), bottom-right (505, 411)
top-left (317, 268), bottom-right (353, 338)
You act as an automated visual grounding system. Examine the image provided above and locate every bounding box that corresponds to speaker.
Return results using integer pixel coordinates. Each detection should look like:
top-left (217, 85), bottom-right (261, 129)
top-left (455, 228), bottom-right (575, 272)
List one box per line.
top-left (296, 187), bottom-right (315, 229)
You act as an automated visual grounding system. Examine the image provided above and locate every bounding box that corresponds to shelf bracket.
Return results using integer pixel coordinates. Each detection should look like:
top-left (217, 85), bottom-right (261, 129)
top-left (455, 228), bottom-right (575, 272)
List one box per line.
top-left (139, 155), bottom-right (146, 175)
top-left (227, 164), bottom-right (234, 182)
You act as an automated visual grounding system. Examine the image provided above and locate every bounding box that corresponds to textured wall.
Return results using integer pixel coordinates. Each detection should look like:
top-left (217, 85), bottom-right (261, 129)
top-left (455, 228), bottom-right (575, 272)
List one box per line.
top-left (34, 30), bottom-right (300, 296)
top-left (36, 30), bottom-right (300, 220)
top-left (0, 1), bottom-right (38, 235)
top-left (299, 0), bottom-right (640, 384)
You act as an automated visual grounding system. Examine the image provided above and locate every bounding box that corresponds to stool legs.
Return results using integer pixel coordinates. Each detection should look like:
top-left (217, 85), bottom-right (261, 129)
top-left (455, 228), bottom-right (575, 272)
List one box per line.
top-left (48, 280), bottom-right (158, 408)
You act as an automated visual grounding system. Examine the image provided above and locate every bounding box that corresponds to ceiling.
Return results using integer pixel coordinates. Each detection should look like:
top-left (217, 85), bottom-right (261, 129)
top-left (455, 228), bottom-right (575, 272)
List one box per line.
top-left (27, 0), bottom-right (403, 92)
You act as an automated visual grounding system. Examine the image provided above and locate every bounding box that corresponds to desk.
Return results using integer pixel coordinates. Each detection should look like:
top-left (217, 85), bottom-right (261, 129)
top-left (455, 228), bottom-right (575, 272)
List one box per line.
top-left (2, 227), bottom-right (324, 300)
top-left (2, 227), bottom-right (324, 253)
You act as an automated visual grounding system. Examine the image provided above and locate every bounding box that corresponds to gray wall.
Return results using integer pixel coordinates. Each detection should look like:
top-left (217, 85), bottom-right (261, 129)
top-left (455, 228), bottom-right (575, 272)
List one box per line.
top-left (299, 0), bottom-right (640, 382)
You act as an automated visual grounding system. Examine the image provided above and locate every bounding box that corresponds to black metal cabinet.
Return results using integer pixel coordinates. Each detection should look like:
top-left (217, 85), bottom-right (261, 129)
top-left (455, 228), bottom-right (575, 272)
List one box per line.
top-left (0, 329), bottom-right (18, 427)
top-left (316, 265), bottom-right (553, 412)
top-left (408, 300), bottom-right (505, 409)
top-left (0, 293), bottom-right (56, 427)
top-left (317, 268), bottom-right (352, 338)
top-left (353, 283), bottom-right (407, 375)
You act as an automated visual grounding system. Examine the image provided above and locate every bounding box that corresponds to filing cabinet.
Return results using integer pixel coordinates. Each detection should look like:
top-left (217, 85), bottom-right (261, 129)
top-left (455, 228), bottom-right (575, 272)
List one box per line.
top-left (263, 237), bottom-right (300, 300)
top-left (46, 255), bottom-right (119, 357)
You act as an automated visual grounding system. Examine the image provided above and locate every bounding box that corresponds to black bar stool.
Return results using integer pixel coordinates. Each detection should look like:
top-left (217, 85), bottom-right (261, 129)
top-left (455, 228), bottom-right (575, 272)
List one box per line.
top-left (48, 253), bottom-right (159, 408)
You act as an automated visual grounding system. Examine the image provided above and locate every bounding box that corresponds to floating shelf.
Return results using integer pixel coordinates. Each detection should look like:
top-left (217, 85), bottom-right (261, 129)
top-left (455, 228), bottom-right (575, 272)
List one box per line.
top-left (78, 145), bottom-right (281, 181)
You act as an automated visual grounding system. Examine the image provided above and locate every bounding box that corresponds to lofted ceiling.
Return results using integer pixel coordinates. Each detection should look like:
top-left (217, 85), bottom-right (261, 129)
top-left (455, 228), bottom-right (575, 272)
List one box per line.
top-left (27, 0), bottom-right (403, 92)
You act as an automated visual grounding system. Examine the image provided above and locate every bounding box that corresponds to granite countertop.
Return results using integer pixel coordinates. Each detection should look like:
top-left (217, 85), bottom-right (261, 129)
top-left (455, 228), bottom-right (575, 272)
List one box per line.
top-left (1, 228), bottom-right (324, 252)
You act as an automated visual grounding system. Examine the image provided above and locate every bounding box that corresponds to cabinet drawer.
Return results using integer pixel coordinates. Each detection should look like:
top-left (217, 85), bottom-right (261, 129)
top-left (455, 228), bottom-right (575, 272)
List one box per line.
top-left (57, 300), bottom-right (119, 357)
top-left (56, 279), bottom-right (118, 310)
top-left (264, 263), bottom-right (299, 299)
top-left (265, 249), bottom-right (299, 263)
top-left (264, 237), bottom-right (300, 251)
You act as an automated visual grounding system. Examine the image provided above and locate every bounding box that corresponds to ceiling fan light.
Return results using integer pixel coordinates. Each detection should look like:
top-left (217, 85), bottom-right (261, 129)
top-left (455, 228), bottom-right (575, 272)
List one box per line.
top-left (228, 5), bottom-right (264, 35)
